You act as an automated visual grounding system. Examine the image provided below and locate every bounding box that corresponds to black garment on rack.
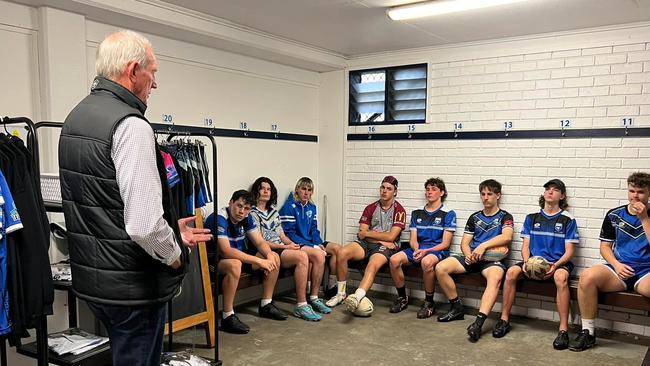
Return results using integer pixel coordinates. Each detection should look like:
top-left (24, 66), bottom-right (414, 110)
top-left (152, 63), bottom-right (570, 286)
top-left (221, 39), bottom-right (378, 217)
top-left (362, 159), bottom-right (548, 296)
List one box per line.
top-left (0, 133), bottom-right (53, 344)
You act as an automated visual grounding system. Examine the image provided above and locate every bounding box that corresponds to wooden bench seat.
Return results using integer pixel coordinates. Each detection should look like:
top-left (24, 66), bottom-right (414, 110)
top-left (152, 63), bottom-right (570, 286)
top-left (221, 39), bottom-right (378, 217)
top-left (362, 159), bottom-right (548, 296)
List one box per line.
top-left (356, 261), bottom-right (650, 311)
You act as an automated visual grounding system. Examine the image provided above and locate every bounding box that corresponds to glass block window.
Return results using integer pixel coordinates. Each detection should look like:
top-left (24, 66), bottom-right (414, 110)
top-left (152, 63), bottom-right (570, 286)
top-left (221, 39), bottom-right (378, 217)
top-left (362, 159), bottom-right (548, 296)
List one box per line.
top-left (349, 63), bottom-right (427, 125)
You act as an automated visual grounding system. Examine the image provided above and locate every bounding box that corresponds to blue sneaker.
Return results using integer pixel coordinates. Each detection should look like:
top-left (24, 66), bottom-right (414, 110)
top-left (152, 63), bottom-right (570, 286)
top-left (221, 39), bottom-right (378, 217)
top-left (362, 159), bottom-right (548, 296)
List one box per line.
top-left (308, 298), bottom-right (332, 314)
top-left (293, 304), bottom-right (321, 321)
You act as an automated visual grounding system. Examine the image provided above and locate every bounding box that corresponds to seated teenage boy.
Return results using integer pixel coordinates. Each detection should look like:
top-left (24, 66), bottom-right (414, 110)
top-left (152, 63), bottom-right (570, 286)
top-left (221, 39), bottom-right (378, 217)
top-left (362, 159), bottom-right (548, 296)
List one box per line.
top-left (435, 179), bottom-right (513, 341)
top-left (388, 177), bottom-right (456, 319)
top-left (570, 172), bottom-right (650, 351)
top-left (493, 179), bottom-right (579, 350)
top-left (205, 190), bottom-right (287, 334)
top-left (326, 176), bottom-right (406, 311)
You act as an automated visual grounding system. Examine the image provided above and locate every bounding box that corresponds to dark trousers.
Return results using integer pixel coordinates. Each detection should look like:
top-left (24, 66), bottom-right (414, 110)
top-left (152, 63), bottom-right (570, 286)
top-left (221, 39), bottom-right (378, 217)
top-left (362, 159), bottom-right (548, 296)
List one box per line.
top-left (87, 301), bottom-right (167, 366)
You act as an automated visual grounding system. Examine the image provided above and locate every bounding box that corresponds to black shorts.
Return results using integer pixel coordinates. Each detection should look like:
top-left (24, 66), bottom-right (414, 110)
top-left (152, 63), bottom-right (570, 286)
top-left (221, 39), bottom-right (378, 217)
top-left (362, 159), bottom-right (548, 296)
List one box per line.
top-left (513, 260), bottom-right (574, 281)
top-left (356, 239), bottom-right (397, 263)
top-left (453, 255), bottom-right (506, 273)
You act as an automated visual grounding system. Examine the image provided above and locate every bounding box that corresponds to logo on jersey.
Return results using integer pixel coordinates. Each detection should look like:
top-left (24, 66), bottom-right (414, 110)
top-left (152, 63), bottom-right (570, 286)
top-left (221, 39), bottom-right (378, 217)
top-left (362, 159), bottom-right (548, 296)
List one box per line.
top-left (416, 218), bottom-right (422, 223)
top-left (306, 210), bottom-right (313, 218)
top-left (217, 226), bottom-right (226, 234)
top-left (10, 208), bottom-right (20, 222)
top-left (554, 223), bottom-right (563, 232)
top-left (503, 218), bottom-right (514, 227)
top-left (534, 223), bottom-right (541, 229)
top-left (91, 78), bottom-right (99, 90)
top-left (434, 217), bottom-right (442, 225)
top-left (394, 211), bottom-right (406, 224)
top-left (239, 226), bottom-right (245, 235)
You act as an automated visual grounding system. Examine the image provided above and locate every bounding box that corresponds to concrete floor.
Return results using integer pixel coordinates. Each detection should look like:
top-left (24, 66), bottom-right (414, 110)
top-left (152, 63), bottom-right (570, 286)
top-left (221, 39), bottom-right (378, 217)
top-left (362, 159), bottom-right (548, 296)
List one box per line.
top-left (172, 294), bottom-right (650, 366)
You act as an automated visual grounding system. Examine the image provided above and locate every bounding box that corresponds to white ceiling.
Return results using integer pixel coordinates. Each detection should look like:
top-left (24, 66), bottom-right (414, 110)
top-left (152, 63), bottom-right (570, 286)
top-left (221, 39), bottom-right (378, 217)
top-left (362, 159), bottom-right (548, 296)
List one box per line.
top-left (9, 0), bottom-right (650, 71)
top-left (159, 0), bottom-right (650, 56)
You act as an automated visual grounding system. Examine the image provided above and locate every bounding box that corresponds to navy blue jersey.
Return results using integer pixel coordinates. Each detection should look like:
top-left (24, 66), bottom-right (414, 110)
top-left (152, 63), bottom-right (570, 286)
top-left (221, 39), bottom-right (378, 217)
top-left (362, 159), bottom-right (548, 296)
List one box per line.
top-left (600, 205), bottom-right (650, 266)
top-left (464, 209), bottom-right (514, 251)
top-left (521, 209), bottom-right (579, 262)
top-left (205, 207), bottom-right (257, 262)
top-left (409, 205), bottom-right (456, 249)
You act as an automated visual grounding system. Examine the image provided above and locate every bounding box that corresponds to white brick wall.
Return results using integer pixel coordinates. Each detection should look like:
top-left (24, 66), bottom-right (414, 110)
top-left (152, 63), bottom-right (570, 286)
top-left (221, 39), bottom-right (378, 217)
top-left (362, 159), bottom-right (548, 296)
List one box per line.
top-left (344, 39), bottom-right (650, 335)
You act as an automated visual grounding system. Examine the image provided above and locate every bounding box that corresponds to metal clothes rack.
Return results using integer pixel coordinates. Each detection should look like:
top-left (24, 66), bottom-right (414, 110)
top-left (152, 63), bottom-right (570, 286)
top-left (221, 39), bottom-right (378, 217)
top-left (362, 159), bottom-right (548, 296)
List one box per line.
top-left (0, 116), bottom-right (49, 366)
top-left (35, 121), bottom-right (222, 365)
top-left (150, 122), bottom-right (221, 365)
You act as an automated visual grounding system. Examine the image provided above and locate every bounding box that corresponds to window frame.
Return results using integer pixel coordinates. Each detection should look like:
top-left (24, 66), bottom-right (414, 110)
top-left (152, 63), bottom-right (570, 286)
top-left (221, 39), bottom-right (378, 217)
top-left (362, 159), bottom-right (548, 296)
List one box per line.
top-left (348, 63), bottom-right (428, 126)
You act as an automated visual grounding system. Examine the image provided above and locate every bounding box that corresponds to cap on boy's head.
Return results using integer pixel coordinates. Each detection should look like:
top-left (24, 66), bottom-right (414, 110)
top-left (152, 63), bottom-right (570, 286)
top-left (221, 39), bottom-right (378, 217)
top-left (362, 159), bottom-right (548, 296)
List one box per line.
top-left (382, 175), bottom-right (398, 188)
top-left (544, 179), bottom-right (566, 194)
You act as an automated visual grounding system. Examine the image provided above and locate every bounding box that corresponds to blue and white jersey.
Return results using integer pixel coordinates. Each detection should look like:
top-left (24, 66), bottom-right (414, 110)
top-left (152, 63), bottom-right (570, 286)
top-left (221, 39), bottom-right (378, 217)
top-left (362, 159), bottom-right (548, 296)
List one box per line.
top-left (600, 205), bottom-right (650, 266)
top-left (279, 194), bottom-right (322, 247)
top-left (521, 209), bottom-right (579, 263)
top-left (465, 209), bottom-right (514, 251)
top-left (250, 206), bottom-right (284, 245)
top-left (205, 207), bottom-right (257, 253)
top-left (409, 205), bottom-right (456, 249)
top-left (0, 170), bottom-right (22, 335)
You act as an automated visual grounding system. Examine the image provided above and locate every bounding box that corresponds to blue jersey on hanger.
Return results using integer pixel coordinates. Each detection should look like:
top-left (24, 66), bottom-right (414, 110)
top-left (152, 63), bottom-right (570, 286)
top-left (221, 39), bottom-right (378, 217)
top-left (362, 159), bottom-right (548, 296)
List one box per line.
top-left (0, 169), bottom-right (23, 335)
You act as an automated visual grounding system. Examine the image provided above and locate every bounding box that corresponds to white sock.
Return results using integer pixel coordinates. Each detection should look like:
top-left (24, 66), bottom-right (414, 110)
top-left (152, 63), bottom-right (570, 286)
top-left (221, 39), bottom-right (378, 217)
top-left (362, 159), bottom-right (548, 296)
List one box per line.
top-left (307, 281), bottom-right (312, 293)
top-left (223, 310), bottom-right (234, 319)
top-left (582, 318), bottom-right (595, 334)
top-left (354, 288), bottom-right (366, 300)
top-left (309, 295), bottom-right (318, 301)
top-left (329, 275), bottom-right (337, 287)
top-left (337, 281), bottom-right (347, 295)
top-left (297, 301), bottom-right (307, 307)
top-left (261, 298), bottom-right (272, 307)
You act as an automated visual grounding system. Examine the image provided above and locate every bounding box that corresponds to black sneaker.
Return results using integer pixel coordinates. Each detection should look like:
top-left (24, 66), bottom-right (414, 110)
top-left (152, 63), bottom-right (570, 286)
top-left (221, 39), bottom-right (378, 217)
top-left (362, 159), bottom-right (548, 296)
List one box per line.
top-left (569, 329), bottom-right (596, 352)
top-left (437, 305), bottom-right (465, 322)
top-left (324, 285), bottom-right (338, 299)
top-left (221, 314), bottom-right (250, 334)
top-left (492, 319), bottom-right (511, 338)
top-left (467, 321), bottom-right (482, 342)
top-left (416, 301), bottom-right (435, 319)
top-left (389, 296), bottom-right (409, 313)
top-left (259, 302), bottom-right (288, 320)
top-left (553, 330), bottom-right (569, 350)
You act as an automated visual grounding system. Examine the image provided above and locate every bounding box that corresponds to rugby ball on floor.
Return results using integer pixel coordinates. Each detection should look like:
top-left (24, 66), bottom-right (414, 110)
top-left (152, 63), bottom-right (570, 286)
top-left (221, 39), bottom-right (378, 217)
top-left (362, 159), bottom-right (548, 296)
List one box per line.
top-left (483, 245), bottom-right (509, 261)
top-left (525, 256), bottom-right (551, 280)
top-left (353, 297), bottom-right (374, 317)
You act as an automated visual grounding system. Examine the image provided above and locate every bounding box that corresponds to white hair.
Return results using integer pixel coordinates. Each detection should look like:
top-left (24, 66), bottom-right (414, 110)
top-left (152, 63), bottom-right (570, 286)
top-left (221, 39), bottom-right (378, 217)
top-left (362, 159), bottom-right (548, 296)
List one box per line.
top-left (95, 30), bottom-right (152, 80)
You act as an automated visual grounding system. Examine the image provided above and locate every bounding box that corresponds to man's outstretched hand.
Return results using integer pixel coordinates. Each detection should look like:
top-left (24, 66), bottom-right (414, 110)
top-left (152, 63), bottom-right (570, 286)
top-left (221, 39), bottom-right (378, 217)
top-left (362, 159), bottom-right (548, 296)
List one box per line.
top-left (178, 216), bottom-right (212, 247)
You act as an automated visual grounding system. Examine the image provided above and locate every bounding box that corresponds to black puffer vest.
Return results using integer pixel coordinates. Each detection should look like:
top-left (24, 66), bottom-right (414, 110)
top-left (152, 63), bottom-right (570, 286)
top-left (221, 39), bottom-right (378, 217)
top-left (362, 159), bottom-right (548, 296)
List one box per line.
top-left (59, 77), bottom-right (186, 305)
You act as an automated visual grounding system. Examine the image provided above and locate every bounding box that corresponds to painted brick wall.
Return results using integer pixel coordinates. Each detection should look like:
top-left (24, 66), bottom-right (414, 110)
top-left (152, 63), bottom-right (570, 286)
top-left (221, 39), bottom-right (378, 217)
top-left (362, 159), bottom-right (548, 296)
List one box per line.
top-left (344, 38), bottom-right (650, 335)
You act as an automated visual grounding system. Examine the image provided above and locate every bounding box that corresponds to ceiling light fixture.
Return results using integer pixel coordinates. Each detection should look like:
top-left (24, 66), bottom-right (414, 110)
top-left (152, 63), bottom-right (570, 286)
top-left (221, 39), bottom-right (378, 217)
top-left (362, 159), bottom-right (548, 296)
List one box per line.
top-left (387, 0), bottom-right (529, 21)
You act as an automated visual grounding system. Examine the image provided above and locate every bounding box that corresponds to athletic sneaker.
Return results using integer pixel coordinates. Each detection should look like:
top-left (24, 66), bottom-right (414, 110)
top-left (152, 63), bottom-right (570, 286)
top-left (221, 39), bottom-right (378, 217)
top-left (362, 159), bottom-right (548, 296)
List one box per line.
top-left (416, 301), bottom-right (435, 319)
top-left (326, 293), bottom-right (346, 307)
top-left (437, 305), bottom-right (464, 322)
top-left (466, 321), bottom-right (482, 342)
top-left (259, 302), bottom-right (288, 320)
top-left (309, 298), bottom-right (332, 314)
top-left (492, 319), bottom-right (511, 338)
top-left (389, 296), bottom-right (409, 313)
top-left (569, 329), bottom-right (596, 352)
top-left (553, 330), bottom-right (569, 350)
top-left (220, 314), bottom-right (250, 334)
top-left (343, 294), bottom-right (361, 312)
top-left (293, 304), bottom-right (321, 321)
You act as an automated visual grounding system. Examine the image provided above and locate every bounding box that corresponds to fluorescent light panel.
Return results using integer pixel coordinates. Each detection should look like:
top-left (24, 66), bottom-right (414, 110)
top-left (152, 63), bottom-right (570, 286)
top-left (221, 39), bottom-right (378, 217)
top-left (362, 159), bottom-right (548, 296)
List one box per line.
top-left (387, 0), bottom-right (529, 20)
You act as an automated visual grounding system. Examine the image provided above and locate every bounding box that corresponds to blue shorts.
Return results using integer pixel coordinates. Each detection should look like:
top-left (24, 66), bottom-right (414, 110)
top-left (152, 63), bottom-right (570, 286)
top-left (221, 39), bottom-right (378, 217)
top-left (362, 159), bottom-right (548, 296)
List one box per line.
top-left (402, 248), bottom-right (448, 263)
top-left (603, 263), bottom-right (650, 292)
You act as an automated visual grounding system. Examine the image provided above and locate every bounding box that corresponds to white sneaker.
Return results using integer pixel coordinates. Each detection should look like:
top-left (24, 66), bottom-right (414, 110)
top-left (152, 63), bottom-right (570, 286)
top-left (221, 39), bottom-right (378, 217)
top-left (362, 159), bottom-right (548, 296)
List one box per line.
top-left (344, 294), bottom-right (360, 312)
top-left (326, 293), bottom-right (346, 307)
